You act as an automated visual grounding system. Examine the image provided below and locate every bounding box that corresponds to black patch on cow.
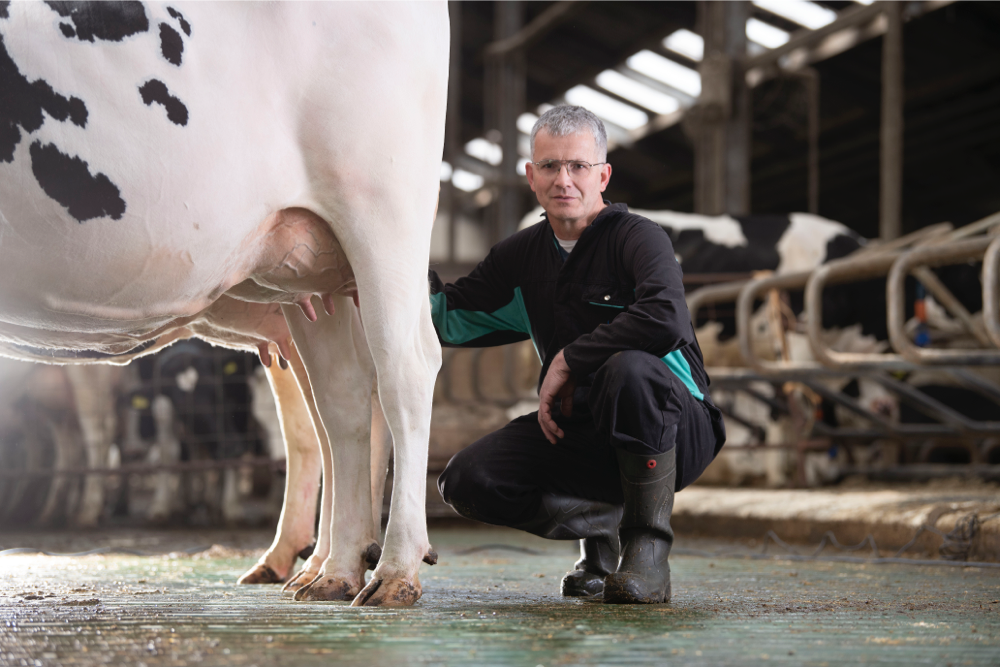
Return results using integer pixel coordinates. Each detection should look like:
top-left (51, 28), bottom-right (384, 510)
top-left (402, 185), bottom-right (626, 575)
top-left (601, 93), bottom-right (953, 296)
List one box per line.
top-left (59, 22), bottom-right (76, 38)
top-left (166, 6), bottom-right (191, 36)
top-left (29, 141), bottom-right (126, 221)
top-left (33, 80), bottom-right (87, 127)
top-left (735, 214), bottom-right (792, 250)
top-left (0, 34), bottom-right (89, 162)
top-left (825, 233), bottom-right (863, 263)
top-left (0, 2), bottom-right (11, 19)
top-left (158, 22), bottom-right (183, 65)
top-left (138, 79), bottom-right (188, 126)
top-left (44, 1), bottom-right (148, 43)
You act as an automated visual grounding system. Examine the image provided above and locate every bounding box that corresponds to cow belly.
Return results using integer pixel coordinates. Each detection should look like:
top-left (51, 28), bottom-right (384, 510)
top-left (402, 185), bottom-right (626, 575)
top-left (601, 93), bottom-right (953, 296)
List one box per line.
top-left (0, 3), bottom-right (348, 341)
top-left (0, 205), bottom-right (355, 359)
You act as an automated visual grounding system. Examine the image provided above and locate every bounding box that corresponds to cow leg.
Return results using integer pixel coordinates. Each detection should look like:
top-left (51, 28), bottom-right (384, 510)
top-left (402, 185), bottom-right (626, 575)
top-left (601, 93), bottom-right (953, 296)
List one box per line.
top-left (283, 296), bottom-right (379, 601)
top-left (283, 348), bottom-right (336, 593)
top-left (239, 346), bottom-right (323, 585)
top-left (65, 365), bottom-right (120, 528)
top-left (370, 388), bottom-right (392, 534)
top-left (346, 247), bottom-right (441, 608)
top-left (148, 395), bottom-right (182, 523)
top-left (288, 383), bottom-right (391, 593)
top-left (36, 414), bottom-right (81, 526)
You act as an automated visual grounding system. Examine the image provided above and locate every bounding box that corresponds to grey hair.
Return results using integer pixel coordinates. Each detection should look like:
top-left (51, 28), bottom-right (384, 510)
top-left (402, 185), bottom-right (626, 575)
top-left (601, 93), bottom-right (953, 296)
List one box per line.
top-left (529, 105), bottom-right (608, 161)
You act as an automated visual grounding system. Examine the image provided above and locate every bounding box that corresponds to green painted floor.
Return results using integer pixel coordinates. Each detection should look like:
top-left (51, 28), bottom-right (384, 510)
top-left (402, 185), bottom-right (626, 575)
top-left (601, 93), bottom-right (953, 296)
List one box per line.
top-left (1, 526), bottom-right (998, 666)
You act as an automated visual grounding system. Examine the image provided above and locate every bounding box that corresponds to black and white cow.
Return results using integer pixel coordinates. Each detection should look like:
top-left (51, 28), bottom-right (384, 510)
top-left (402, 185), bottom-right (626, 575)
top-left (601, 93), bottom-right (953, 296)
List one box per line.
top-left (0, 2), bottom-right (448, 607)
top-left (520, 206), bottom-right (864, 275)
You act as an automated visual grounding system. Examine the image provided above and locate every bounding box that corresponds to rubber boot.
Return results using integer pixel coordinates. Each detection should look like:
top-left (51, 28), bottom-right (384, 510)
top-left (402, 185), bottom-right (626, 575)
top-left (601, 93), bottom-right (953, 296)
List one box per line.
top-left (513, 494), bottom-right (622, 597)
top-left (604, 447), bottom-right (676, 604)
top-left (562, 536), bottom-right (619, 596)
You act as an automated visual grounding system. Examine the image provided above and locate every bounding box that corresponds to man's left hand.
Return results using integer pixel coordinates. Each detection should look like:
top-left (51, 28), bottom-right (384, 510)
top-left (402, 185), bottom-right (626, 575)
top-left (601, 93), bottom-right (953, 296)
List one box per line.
top-left (538, 349), bottom-right (575, 444)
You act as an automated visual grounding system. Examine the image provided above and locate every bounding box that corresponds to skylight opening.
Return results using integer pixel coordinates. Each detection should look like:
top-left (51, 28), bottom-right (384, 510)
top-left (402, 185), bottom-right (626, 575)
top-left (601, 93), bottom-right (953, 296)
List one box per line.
top-left (517, 112), bottom-right (539, 135)
top-left (440, 161), bottom-right (453, 182)
top-left (662, 28), bottom-right (704, 61)
top-left (752, 0), bottom-right (837, 30)
top-left (746, 17), bottom-right (791, 49)
top-left (464, 138), bottom-right (502, 166)
top-left (564, 85), bottom-right (649, 130)
top-left (451, 169), bottom-right (484, 192)
top-left (625, 50), bottom-right (701, 98)
top-left (595, 70), bottom-right (680, 115)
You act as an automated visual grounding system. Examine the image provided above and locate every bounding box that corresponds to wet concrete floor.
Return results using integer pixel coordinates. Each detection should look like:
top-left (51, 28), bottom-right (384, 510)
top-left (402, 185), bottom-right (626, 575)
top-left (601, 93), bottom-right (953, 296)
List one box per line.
top-left (0, 526), bottom-right (998, 666)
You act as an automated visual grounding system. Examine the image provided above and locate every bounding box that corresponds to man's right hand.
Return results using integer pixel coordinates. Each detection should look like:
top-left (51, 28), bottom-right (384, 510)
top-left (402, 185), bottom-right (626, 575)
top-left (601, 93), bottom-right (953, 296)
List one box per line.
top-left (538, 349), bottom-right (575, 444)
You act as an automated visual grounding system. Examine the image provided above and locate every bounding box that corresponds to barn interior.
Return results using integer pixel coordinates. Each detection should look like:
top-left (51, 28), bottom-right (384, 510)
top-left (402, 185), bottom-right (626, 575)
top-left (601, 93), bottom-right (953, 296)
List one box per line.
top-left (2, 2), bottom-right (999, 665)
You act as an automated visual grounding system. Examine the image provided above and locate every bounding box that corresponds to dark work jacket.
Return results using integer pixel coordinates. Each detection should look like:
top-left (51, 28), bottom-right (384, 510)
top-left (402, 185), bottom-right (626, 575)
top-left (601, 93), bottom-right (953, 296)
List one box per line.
top-left (428, 202), bottom-right (715, 405)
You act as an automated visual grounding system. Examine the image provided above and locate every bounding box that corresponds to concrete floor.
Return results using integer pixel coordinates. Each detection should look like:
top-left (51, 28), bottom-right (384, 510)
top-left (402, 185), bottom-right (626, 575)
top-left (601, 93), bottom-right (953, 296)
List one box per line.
top-left (1, 525), bottom-right (998, 666)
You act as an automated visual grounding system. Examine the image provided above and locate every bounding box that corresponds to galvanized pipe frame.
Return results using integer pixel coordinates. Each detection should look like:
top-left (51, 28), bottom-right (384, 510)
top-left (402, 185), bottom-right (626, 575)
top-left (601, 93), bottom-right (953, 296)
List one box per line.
top-left (983, 236), bottom-right (1000, 349)
top-left (805, 251), bottom-right (917, 371)
top-left (709, 367), bottom-right (895, 443)
top-left (805, 220), bottom-right (1000, 370)
top-left (887, 235), bottom-right (1000, 365)
top-left (686, 279), bottom-right (749, 327)
top-left (736, 270), bottom-right (825, 373)
top-left (714, 371), bottom-right (948, 441)
top-left (870, 372), bottom-right (1000, 434)
top-left (709, 365), bottom-right (1000, 442)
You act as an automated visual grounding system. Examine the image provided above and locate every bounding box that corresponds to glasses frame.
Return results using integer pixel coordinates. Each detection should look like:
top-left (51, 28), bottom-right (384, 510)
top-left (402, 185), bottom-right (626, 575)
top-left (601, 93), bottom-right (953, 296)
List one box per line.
top-left (530, 159), bottom-right (608, 177)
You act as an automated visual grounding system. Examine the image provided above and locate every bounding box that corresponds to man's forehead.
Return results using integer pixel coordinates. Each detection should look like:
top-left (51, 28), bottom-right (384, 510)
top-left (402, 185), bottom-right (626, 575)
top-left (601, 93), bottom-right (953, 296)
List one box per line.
top-left (533, 129), bottom-right (599, 156)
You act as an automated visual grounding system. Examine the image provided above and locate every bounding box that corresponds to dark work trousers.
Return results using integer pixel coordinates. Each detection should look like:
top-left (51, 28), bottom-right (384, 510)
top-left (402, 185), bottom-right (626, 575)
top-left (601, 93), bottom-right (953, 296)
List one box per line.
top-left (438, 350), bottom-right (726, 528)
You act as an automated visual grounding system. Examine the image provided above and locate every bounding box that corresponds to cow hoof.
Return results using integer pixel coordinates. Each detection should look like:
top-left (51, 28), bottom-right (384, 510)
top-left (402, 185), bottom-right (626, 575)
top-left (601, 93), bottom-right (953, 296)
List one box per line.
top-left (294, 575), bottom-right (358, 602)
top-left (282, 569), bottom-right (318, 594)
top-left (237, 563), bottom-right (284, 585)
top-left (351, 577), bottom-right (421, 607)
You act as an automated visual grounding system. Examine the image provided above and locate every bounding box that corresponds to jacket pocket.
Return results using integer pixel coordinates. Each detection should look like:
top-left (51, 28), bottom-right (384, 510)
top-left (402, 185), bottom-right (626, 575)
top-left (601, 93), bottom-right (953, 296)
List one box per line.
top-left (581, 284), bottom-right (633, 310)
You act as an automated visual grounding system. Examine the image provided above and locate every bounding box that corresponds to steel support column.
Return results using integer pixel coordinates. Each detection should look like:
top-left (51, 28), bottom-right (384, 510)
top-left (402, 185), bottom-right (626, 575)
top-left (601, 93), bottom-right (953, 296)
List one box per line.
top-left (690, 1), bottom-right (750, 215)
top-left (880, 1), bottom-right (904, 241)
top-left (486, 1), bottom-right (525, 244)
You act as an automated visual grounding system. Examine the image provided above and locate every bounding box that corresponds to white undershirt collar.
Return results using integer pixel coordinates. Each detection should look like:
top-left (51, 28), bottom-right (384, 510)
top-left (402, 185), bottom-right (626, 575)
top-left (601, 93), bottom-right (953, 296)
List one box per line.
top-left (556, 237), bottom-right (578, 254)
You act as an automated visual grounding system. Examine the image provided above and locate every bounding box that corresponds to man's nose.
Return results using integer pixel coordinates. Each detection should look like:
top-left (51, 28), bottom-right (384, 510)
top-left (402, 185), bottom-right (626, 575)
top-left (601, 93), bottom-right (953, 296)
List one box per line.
top-left (554, 165), bottom-right (574, 186)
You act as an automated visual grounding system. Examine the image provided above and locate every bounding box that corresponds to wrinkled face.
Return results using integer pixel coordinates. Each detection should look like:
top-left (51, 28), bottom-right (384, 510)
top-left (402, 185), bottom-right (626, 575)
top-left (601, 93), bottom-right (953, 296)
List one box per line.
top-left (525, 129), bottom-right (611, 226)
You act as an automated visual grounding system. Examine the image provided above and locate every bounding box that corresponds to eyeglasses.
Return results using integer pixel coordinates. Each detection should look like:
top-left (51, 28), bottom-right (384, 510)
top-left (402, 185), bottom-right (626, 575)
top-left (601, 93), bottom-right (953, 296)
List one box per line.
top-left (531, 159), bottom-right (607, 177)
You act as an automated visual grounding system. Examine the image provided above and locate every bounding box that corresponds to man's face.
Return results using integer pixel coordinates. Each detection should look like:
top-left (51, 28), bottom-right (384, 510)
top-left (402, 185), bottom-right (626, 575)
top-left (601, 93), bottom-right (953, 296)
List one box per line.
top-left (526, 129), bottom-right (612, 226)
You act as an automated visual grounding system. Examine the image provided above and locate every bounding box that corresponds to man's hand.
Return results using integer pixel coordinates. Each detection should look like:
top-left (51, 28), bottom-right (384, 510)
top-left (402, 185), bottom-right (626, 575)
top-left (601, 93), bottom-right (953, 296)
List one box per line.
top-left (538, 349), bottom-right (575, 444)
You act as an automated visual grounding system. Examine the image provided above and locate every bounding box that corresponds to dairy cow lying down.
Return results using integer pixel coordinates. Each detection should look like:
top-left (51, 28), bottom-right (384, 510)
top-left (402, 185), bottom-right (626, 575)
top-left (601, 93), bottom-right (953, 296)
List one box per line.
top-left (0, 1), bottom-right (447, 606)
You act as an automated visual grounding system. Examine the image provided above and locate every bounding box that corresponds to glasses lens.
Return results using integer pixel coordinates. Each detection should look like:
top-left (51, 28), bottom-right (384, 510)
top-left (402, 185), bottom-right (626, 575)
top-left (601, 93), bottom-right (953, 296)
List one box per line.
top-left (538, 160), bottom-right (559, 173)
top-left (535, 160), bottom-right (596, 177)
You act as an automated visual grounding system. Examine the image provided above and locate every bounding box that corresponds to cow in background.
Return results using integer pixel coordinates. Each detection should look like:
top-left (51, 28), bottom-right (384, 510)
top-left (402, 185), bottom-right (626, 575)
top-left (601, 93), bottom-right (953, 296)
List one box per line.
top-left (0, 2), bottom-right (447, 606)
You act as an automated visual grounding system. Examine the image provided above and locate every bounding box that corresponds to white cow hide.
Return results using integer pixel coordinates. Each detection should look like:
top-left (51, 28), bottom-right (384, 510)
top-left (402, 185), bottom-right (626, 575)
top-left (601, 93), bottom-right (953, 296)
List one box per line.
top-left (0, 2), bottom-right (448, 607)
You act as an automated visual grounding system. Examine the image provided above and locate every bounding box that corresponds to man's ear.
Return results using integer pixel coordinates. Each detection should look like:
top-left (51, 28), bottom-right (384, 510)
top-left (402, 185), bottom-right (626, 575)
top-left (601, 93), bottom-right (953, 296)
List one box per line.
top-left (525, 161), bottom-right (537, 193)
top-left (599, 163), bottom-right (612, 192)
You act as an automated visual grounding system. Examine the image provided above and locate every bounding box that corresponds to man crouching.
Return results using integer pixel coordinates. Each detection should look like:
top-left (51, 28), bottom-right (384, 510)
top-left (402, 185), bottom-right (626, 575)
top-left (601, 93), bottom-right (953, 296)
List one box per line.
top-left (430, 105), bottom-right (726, 603)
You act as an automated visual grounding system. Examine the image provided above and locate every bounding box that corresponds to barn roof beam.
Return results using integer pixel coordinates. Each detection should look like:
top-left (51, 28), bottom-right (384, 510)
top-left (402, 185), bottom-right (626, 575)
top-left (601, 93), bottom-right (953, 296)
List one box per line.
top-left (743, 0), bottom-right (955, 88)
top-left (483, 1), bottom-right (579, 59)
